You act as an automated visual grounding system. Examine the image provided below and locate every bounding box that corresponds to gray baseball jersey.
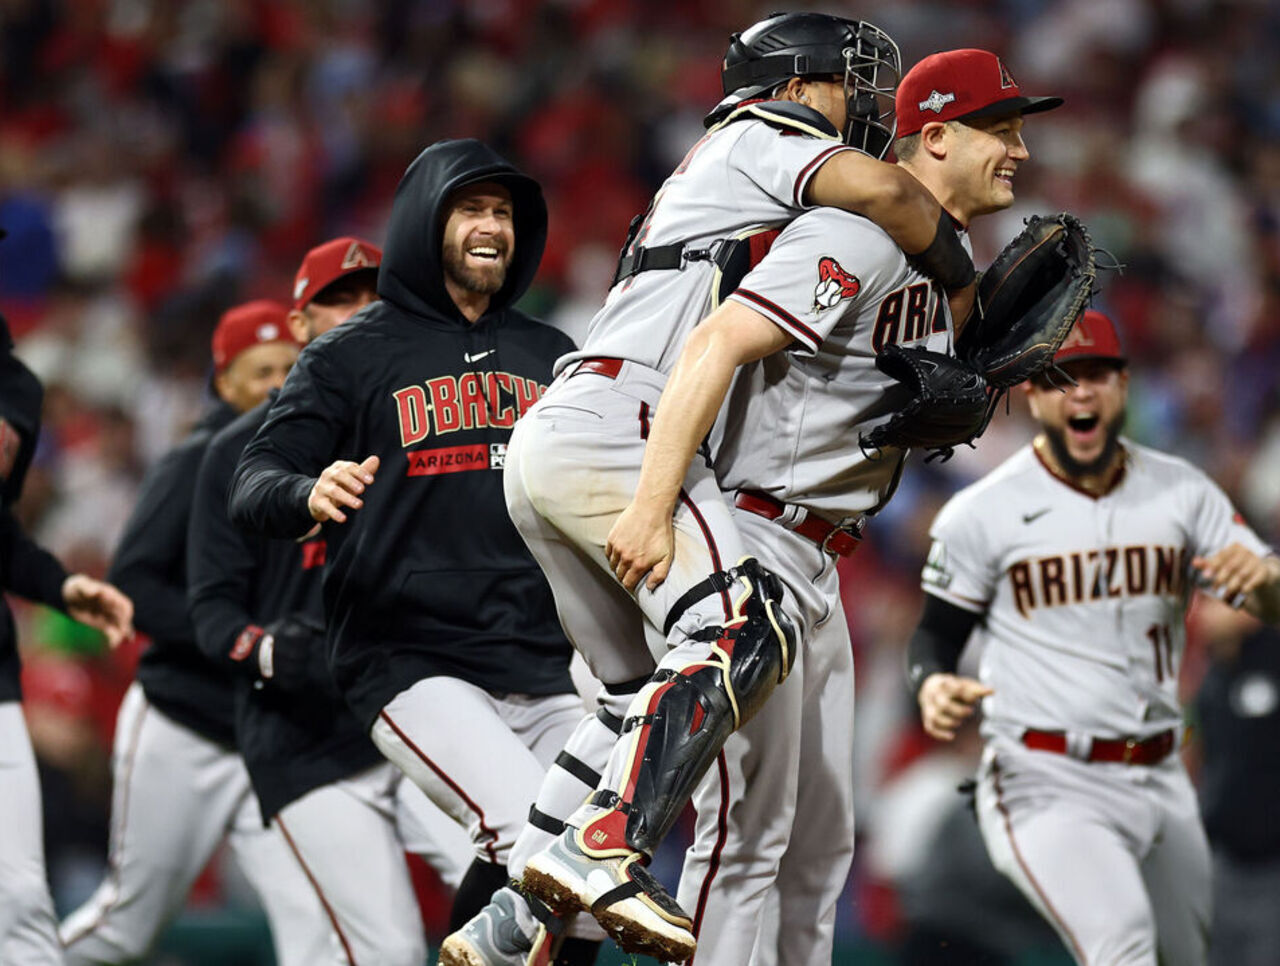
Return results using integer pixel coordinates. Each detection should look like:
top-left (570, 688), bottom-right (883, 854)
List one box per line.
top-left (715, 205), bottom-right (956, 523)
top-left (557, 116), bottom-right (854, 375)
top-left (670, 204), bottom-right (961, 966)
top-left (921, 441), bottom-right (1272, 966)
top-left (502, 116), bottom-right (866, 958)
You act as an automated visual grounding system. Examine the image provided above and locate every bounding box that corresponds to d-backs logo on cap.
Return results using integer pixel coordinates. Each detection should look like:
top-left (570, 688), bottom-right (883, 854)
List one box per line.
top-left (813, 257), bottom-right (860, 311)
top-left (919, 90), bottom-right (956, 114)
top-left (341, 241), bottom-right (376, 270)
top-left (1058, 324), bottom-right (1096, 354)
top-left (998, 58), bottom-right (1016, 89)
top-left (293, 276), bottom-right (309, 302)
top-left (256, 323), bottom-right (281, 342)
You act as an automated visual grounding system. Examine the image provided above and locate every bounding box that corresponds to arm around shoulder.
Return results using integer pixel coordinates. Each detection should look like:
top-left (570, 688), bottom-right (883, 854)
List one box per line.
top-left (805, 151), bottom-right (974, 295)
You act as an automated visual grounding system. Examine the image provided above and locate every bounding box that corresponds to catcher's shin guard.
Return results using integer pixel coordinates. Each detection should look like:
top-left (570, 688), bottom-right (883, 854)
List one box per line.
top-left (586, 558), bottom-right (796, 856)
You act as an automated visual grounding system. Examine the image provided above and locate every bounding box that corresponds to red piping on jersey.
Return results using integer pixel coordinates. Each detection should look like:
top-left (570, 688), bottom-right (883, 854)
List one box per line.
top-left (277, 815), bottom-right (360, 964)
top-left (793, 144), bottom-right (850, 208)
top-left (1031, 439), bottom-right (1128, 499)
top-left (378, 710), bottom-right (500, 863)
top-left (60, 696), bottom-right (151, 948)
top-left (992, 757), bottom-right (1088, 964)
top-left (691, 751), bottom-right (732, 944)
top-left (733, 288), bottom-right (820, 350)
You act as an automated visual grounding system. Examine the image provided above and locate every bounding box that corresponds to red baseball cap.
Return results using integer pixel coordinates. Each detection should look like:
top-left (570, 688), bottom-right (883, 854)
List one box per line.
top-left (1054, 309), bottom-right (1127, 366)
top-left (211, 300), bottom-right (297, 374)
top-left (291, 237), bottom-right (382, 311)
top-left (896, 49), bottom-right (1062, 137)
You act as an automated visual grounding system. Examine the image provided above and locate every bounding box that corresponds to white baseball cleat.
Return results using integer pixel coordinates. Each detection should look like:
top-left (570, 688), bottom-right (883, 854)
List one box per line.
top-left (522, 827), bottom-right (696, 963)
top-left (438, 887), bottom-right (558, 966)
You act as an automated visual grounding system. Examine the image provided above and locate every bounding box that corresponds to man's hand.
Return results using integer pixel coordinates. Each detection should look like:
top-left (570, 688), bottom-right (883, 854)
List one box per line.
top-left (1194, 544), bottom-right (1280, 619)
top-left (62, 574), bottom-right (134, 649)
top-left (308, 455), bottom-right (380, 524)
top-left (918, 672), bottom-right (992, 741)
top-left (606, 501), bottom-right (676, 592)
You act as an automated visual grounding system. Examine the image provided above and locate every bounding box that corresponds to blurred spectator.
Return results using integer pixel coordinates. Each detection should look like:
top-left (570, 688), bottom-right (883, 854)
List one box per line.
top-left (0, 1), bottom-right (1275, 959)
top-left (1194, 614), bottom-right (1280, 966)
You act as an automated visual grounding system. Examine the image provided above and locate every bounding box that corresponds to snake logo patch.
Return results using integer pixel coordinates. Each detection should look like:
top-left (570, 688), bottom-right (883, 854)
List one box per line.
top-left (813, 257), bottom-right (861, 311)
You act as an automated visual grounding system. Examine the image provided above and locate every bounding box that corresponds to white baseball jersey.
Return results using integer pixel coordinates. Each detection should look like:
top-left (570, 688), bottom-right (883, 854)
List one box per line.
top-left (922, 440), bottom-right (1272, 739)
top-left (558, 115), bottom-right (854, 376)
top-left (714, 205), bottom-right (958, 524)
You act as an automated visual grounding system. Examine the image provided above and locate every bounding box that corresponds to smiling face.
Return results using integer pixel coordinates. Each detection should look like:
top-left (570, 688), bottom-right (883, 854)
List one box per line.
top-left (1026, 358), bottom-right (1129, 485)
top-left (951, 112), bottom-right (1029, 216)
top-left (441, 182), bottom-right (515, 306)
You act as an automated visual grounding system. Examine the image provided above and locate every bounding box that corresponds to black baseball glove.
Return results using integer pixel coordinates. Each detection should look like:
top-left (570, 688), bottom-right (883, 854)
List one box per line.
top-left (860, 345), bottom-right (990, 460)
top-left (958, 212), bottom-right (1097, 388)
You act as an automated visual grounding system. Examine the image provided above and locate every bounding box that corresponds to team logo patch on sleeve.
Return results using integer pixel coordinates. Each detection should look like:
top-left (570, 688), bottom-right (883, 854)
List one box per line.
top-left (813, 257), bottom-right (861, 311)
top-left (922, 539), bottom-right (953, 589)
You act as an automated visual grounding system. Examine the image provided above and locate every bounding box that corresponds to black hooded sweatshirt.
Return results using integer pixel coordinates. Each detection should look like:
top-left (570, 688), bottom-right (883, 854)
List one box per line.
top-left (189, 398), bottom-right (378, 819)
top-left (1, 314), bottom-right (66, 702)
top-left (110, 401), bottom-right (240, 745)
top-left (230, 139), bottom-right (575, 728)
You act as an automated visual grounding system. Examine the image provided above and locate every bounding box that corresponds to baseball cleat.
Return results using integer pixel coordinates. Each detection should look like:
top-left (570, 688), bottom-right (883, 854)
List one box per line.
top-left (522, 827), bottom-right (696, 963)
top-left (438, 887), bottom-right (558, 966)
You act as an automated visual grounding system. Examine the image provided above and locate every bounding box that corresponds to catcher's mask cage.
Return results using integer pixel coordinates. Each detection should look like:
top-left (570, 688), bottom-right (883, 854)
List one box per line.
top-left (720, 12), bottom-right (902, 158)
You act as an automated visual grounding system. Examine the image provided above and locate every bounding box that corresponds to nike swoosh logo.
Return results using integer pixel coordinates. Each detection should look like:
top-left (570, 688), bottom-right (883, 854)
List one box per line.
top-left (464, 349), bottom-right (495, 363)
top-left (1022, 508), bottom-right (1051, 524)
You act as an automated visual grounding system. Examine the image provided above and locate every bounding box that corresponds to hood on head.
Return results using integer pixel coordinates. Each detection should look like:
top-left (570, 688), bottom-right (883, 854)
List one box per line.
top-left (377, 138), bottom-right (548, 324)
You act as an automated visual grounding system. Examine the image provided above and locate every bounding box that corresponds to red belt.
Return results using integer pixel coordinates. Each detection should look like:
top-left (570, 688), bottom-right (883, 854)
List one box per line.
top-left (1022, 728), bottom-right (1177, 765)
top-left (568, 357), bottom-right (624, 379)
top-left (734, 490), bottom-right (860, 557)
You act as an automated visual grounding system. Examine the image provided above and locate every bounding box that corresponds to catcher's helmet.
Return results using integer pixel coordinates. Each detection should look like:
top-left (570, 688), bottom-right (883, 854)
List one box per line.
top-left (718, 12), bottom-right (901, 158)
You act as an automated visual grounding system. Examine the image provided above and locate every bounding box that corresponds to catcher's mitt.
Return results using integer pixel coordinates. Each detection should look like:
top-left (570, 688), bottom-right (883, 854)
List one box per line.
top-left (958, 212), bottom-right (1096, 388)
top-left (860, 345), bottom-right (990, 460)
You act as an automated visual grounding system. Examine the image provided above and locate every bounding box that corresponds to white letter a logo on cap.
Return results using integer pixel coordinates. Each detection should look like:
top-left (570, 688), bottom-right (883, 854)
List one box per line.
top-left (342, 242), bottom-right (375, 270)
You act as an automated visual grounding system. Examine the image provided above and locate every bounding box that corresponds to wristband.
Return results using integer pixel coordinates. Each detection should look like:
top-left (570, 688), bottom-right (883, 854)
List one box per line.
top-left (906, 211), bottom-right (976, 292)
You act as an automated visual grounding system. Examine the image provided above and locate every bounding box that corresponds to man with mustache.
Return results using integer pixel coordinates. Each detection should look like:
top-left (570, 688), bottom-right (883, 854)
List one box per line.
top-left (228, 140), bottom-right (596, 960)
top-left (908, 309), bottom-right (1280, 966)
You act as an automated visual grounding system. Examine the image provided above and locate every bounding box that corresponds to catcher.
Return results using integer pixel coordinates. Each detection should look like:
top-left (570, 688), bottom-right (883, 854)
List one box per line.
top-left (560, 48), bottom-right (1093, 963)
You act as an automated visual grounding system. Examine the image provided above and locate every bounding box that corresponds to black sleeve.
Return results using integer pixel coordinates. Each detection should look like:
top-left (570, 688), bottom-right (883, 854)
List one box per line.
top-left (229, 345), bottom-right (350, 539)
top-left (905, 593), bottom-right (983, 697)
top-left (0, 507), bottom-right (67, 609)
top-left (107, 446), bottom-right (198, 643)
top-left (188, 432), bottom-right (262, 669)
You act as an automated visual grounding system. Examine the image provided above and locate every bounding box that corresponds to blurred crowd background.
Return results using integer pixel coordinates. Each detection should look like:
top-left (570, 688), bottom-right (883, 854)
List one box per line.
top-left (3, 0), bottom-right (1278, 963)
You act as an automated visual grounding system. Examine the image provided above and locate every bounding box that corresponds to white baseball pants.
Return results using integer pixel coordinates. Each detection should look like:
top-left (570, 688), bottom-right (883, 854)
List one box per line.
top-left (0, 700), bottom-right (62, 965)
top-left (976, 735), bottom-right (1210, 966)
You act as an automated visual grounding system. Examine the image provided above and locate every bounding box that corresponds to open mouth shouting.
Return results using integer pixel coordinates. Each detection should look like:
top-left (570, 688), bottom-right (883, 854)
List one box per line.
top-left (1065, 411), bottom-right (1103, 452)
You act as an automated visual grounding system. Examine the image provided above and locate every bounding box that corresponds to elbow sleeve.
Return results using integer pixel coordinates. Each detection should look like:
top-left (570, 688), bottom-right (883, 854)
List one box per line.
top-left (905, 594), bottom-right (981, 696)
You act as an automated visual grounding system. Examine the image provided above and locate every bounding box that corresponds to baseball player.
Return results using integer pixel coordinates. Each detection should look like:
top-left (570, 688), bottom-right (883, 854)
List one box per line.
top-left (442, 19), bottom-right (996, 965)
top-left (581, 48), bottom-right (1062, 964)
top-left (187, 237), bottom-right (474, 965)
top-left (907, 309), bottom-right (1280, 966)
top-left (58, 301), bottom-right (339, 966)
top-left (227, 140), bottom-right (600, 960)
top-left (1, 312), bottom-right (133, 965)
